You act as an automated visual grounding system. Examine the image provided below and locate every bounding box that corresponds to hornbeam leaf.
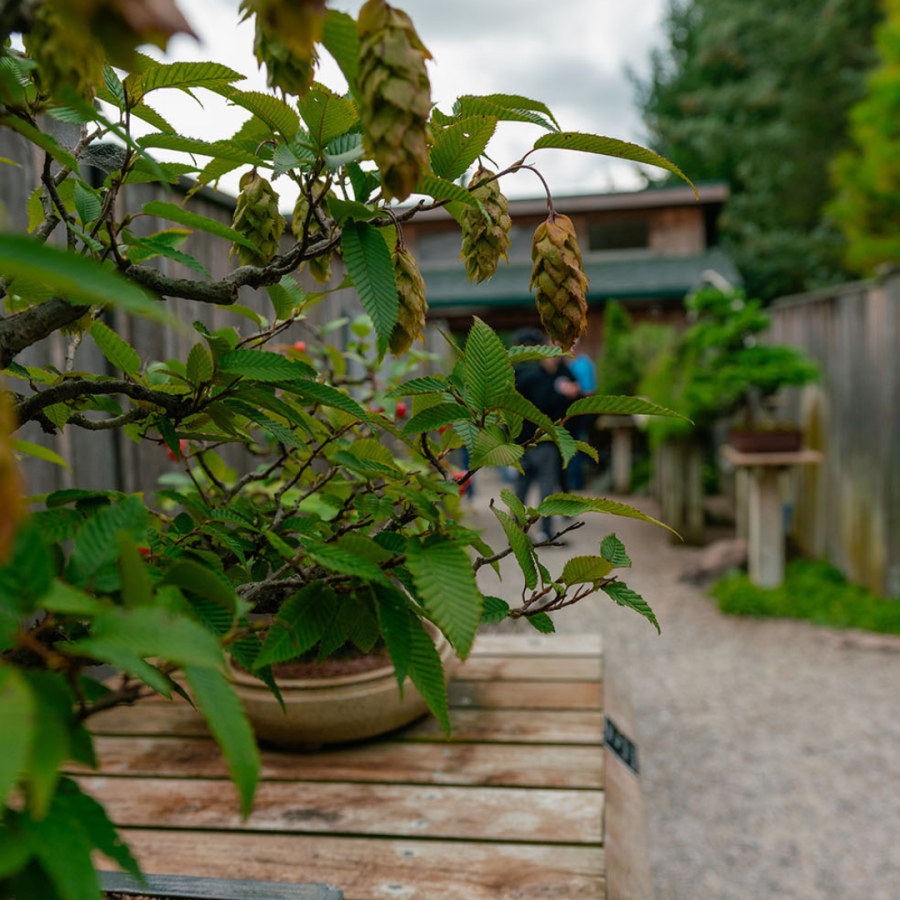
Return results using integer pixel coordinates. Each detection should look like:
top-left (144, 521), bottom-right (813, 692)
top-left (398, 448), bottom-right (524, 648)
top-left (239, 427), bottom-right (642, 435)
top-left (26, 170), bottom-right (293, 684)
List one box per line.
top-left (566, 394), bottom-right (690, 421)
top-left (537, 493), bottom-right (679, 536)
top-left (603, 581), bottom-right (660, 634)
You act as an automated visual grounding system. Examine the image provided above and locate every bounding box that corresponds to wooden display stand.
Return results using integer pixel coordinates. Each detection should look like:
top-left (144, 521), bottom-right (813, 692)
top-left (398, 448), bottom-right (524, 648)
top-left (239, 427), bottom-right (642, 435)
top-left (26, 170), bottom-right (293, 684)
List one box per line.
top-left (722, 446), bottom-right (823, 587)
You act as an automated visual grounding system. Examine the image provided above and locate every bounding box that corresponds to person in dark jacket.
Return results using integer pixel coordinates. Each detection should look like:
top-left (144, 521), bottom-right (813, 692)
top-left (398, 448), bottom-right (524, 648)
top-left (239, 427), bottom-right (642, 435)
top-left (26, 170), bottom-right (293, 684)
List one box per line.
top-left (512, 328), bottom-right (581, 542)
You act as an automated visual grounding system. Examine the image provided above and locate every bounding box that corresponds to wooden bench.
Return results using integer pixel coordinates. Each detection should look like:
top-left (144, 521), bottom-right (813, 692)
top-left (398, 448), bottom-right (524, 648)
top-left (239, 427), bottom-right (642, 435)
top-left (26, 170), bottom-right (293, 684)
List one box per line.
top-left (80, 634), bottom-right (652, 900)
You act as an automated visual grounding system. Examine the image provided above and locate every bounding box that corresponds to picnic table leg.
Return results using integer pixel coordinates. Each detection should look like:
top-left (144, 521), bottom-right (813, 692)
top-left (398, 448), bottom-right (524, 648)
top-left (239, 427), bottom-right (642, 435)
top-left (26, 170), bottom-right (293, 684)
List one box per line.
top-left (612, 427), bottom-right (632, 494)
top-left (747, 466), bottom-right (784, 587)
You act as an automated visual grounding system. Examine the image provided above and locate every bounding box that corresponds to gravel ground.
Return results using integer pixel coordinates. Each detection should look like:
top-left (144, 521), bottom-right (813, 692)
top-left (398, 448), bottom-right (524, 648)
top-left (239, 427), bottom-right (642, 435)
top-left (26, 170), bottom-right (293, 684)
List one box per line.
top-left (467, 474), bottom-right (900, 900)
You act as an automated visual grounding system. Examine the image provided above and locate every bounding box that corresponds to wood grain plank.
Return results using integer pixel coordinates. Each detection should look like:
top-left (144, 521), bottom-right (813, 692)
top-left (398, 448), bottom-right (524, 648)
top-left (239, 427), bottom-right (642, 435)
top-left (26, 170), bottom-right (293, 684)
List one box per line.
top-left (448, 680), bottom-right (603, 711)
top-left (78, 776), bottom-right (603, 844)
top-left (471, 635), bottom-right (603, 657)
top-left (456, 656), bottom-right (602, 682)
top-left (79, 736), bottom-right (605, 788)
top-left (117, 829), bottom-right (606, 900)
top-left (89, 706), bottom-right (605, 745)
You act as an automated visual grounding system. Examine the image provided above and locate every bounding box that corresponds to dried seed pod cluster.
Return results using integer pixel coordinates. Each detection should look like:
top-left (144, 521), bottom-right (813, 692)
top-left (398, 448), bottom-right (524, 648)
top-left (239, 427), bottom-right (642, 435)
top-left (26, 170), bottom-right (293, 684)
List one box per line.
top-left (231, 169), bottom-right (285, 267)
top-left (460, 166), bottom-right (512, 283)
top-left (292, 180), bottom-right (335, 284)
top-left (389, 248), bottom-right (428, 355)
top-left (529, 213), bottom-right (589, 350)
top-left (23, 3), bottom-right (104, 101)
top-left (357, 0), bottom-right (432, 202)
top-left (241, 0), bottom-right (323, 96)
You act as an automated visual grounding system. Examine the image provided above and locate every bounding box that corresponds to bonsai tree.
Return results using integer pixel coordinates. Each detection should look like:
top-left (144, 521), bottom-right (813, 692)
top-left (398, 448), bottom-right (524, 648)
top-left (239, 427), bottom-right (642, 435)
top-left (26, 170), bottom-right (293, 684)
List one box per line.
top-left (0, 1), bottom-right (690, 895)
top-left (641, 287), bottom-right (818, 440)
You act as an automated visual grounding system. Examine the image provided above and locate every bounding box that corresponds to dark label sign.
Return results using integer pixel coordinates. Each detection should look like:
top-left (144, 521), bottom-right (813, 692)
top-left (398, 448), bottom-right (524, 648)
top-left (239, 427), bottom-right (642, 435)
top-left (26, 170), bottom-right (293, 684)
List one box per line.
top-left (604, 715), bottom-right (639, 775)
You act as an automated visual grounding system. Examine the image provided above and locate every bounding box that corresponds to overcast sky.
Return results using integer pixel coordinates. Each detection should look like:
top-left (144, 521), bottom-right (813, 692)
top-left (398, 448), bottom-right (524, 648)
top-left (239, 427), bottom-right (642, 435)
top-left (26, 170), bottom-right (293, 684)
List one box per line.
top-left (135, 0), bottom-right (669, 206)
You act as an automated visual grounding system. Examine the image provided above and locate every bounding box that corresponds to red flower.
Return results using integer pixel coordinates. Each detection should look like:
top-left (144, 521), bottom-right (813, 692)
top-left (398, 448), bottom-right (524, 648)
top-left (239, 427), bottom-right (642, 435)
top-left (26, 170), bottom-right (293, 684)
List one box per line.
top-left (138, 547), bottom-right (151, 556)
top-left (167, 439), bottom-right (188, 462)
top-left (293, 340), bottom-right (307, 352)
top-left (395, 401), bottom-right (408, 418)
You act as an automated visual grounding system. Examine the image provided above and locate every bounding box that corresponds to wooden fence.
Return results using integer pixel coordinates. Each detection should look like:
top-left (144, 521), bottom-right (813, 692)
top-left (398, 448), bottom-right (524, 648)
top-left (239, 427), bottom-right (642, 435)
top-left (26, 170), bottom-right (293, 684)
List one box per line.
top-left (768, 275), bottom-right (900, 597)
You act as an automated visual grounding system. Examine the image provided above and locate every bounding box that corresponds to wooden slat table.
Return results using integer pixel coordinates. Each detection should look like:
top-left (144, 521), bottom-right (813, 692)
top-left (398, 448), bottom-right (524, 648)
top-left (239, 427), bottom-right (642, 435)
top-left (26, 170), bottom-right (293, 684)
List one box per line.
top-left (80, 634), bottom-right (651, 900)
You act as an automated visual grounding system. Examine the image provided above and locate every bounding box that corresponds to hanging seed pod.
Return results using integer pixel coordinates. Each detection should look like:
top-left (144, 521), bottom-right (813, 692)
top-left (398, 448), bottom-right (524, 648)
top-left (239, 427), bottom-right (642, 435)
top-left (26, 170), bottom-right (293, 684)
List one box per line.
top-left (292, 179), bottom-right (335, 283)
top-left (23, 3), bottom-right (104, 101)
top-left (0, 388), bottom-right (25, 562)
top-left (529, 213), bottom-right (589, 351)
top-left (460, 166), bottom-right (512, 283)
top-left (389, 248), bottom-right (427, 356)
top-left (231, 169), bottom-right (285, 267)
top-left (357, 0), bottom-right (432, 202)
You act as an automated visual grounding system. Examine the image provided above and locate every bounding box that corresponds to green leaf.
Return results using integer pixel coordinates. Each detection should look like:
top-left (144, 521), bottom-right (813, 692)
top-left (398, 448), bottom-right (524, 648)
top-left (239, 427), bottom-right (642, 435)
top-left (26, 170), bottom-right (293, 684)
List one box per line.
top-left (217, 349), bottom-right (315, 381)
top-left (526, 611), bottom-right (555, 633)
top-left (10, 438), bottom-right (70, 470)
top-left (481, 596), bottom-right (510, 624)
top-left (406, 536), bottom-right (483, 659)
top-left (537, 493), bottom-right (677, 535)
top-left (0, 115), bottom-right (78, 169)
top-left (500, 488), bottom-right (528, 525)
top-left (290, 378), bottom-right (371, 425)
top-left (255, 584), bottom-right (333, 668)
top-left (27, 177), bottom-right (76, 233)
top-left (183, 665), bottom-right (259, 817)
top-left (74, 182), bottom-right (101, 224)
top-left (407, 615), bottom-right (450, 736)
top-left (464, 317), bottom-right (514, 413)
top-left (90, 320), bottom-right (141, 378)
top-left (323, 10), bottom-right (360, 96)
top-left (464, 93), bottom-right (560, 130)
top-left (492, 507), bottom-right (537, 590)
top-left (324, 132), bottom-right (365, 170)
top-left (566, 394), bottom-right (690, 420)
top-left (507, 344), bottom-right (570, 364)
top-left (492, 391), bottom-right (558, 441)
top-left (41, 579), bottom-right (106, 616)
top-left (117, 535), bottom-right (153, 609)
top-left (129, 103), bottom-right (175, 134)
top-left (601, 534), bottom-right (632, 569)
top-left (403, 402), bottom-right (471, 434)
top-left (554, 424), bottom-right (578, 467)
top-left (533, 132), bottom-right (696, 195)
top-left (69, 497), bottom-right (148, 580)
top-left (560, 555), bottom-right (613, 586)
top-left (603, 581), bottom-right (660, 633)
top-left (102, 64), bottom-right (126, 106)
top-left (128, 61), bottom-right (244, 99)
top-left (415, 172), bottom-right (482, 209)
top-left (298, 87), bottom-right (357, 148)
top-left (341, 222), bottom-right (398, 356)
top-left (222, 400), bottom-right (304, 448)
top-left (186, 342), bottom-right (214, 385)
top-left (327, 196), bottom-right (377, 224)
top-left (372, 583), bottom-right (412, 691)
top-left (0, 235), bottom-right (175, 324)
top-left (230, 90), bottom-right (300, 141)
top-left (430, 115), bottom-right (498, 181)
top-left (127, 235), bottom-right (210, 277)
top-left (470, 434), bottom-right (524, 468)
top-left (138, 134), bottom-right (260, 165)
top-left (575, 440), bottom-right (599, 463)
top-left (455, 96), bottom-right (556, 131)
top-left (389, 375), bottom-right (449, 397)
top-left (0, 668), bottom-right (34, 808)
top-left (161, 560), bottom-right (246, 616)
top-left (304, 541), bottom-right (391, 585)
top-left (141, 200), bottom-right (259, 253)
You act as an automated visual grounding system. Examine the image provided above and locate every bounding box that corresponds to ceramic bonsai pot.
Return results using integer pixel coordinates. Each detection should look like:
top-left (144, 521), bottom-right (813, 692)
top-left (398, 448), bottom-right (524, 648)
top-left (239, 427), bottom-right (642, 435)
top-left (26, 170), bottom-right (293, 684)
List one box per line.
top-left (231, 628), bottom-right (456, 750)
top-left (728, 427), bottom-right (803, 453)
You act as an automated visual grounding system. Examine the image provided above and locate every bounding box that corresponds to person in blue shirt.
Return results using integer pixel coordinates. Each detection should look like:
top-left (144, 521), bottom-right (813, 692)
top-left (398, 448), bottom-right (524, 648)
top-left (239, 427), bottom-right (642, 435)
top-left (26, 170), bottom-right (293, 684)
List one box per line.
top-left (567, 340), bottom-right (597, 490)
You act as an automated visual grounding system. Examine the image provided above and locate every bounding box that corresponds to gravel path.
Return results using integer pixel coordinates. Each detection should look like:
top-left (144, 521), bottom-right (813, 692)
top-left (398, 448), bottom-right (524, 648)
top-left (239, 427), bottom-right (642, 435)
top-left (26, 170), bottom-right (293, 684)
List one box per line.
top-left (467, 475), bottom-right (900, 900)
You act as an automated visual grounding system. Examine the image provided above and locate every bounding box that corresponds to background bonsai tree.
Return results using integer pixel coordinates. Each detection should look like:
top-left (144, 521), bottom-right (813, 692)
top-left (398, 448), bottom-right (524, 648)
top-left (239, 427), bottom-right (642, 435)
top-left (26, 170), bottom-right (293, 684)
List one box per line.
top-left (0, 1), bottom-right (690, 895)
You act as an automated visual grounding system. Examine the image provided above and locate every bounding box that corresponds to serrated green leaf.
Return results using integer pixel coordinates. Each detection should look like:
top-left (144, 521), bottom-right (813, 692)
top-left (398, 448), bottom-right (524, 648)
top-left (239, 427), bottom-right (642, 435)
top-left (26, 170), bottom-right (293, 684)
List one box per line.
top-left (142, 200), bottom-right (260, 253)
top-left (465, 93), bottom-right (560, 130)
top-left (298, 87), bottom-right (356, 148)
top-left (406, 536), bottom-right (483, 659)
top-left (470, 436), bottom-right (524, 469)
top-left (526, 611), bottom-right (556, 633)
top-left (218, 349), bottom-right (314, 381)
top-left (129, 102), bottom-right (175, 134)
top-left (183, 665), bottom-right (259, 816)
top-left (554, 424), bottom-right (577, 467)
top-left (0, 668), bottom-right (34, 808)
top-left (161, 559), bottom-right (246, 617)
top-left (341, 222), bottom-right (398, 355)
top-left (507, 344), bottom-right (570, 364)
top-left (533, 132), bottom-right (695, 195)
top-left (537, 493), bottom-right (677, 535)
top-left (601, 534), bottom-right (632, 569)
top-left (255, 583), bottom-right (333, 668)
top-left (118, 535), bottom-right (153, 609)
top-left (90, 320), bottom-right (141, 378)
top-left (323, 10), bottom-right (359, 97)
top-left (74, 182), bottom-right (101, 224)
top-left (327, 196), bottom-right (376, 224)
top-left (603, 581), bottom-right (660, 633)
top-left (560, 555), bottom-right (613, 586)
top-left (222, 400), bottom-right (304, 448)
top-left (481, 596), bottom-right (510, 624)
top-left (403, 402), bottom-right (471, 434)
top-left (230, 90), bottom-right (300, 141)
top-left (407, 614), bottom-right (451, 736)
top-left (492, 507), bottom-right (537, 590)
top-left (566, 394), bottom-right (690, 420)
top-left (127, 235), bottom-right (210, 277)
top-left (102, 64), bottom-right (126, 105)
top-left (304, 541), bottom-right (391, 585)
top-left (290, 378), bottom-right (371, 425)
top-left (500, 488), bottom-right (528, 525)
top-left (40, 579), bottom-right (105, 615)
top-left (492, 391), bottom-right (558, 441)
top-left (69, 497), bottom-right (147, 580)
top-left (186, 343), bottom-right (213, 385)
top-left (128, 61), bottom-right (244, 100)
top-left (575, 441), bottom-right (599, 463)
top-left (389, 375), bottom-right (449, 397)
top-left (27, 178), bottom-right (76, 233)
top-left (415, 172), bottom-right (482, 209)
top-left (430, 115), bottom-right (498, 181)
top-left (0, 115), bottom-right (78, 169)
top-left (0, 235), bottom-right (175, 324)
top-left (372, 583), bottom-right (411, 692)
top-left (455, 96), bottom-right (556, 131)
top-left (464, 317), bottom-right (514, 413)
top-left (138, 134), bottom-right (261, 165)
top-left (10, 438), bottom-right (70, 470)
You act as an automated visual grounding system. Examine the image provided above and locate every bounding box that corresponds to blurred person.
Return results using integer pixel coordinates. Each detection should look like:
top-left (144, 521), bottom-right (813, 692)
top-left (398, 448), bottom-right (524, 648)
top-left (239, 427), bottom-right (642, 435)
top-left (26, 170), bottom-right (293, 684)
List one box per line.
top-left (567, 339), bottom-right (597, 490)
top-left (512, 328), bottom-right (581, 543)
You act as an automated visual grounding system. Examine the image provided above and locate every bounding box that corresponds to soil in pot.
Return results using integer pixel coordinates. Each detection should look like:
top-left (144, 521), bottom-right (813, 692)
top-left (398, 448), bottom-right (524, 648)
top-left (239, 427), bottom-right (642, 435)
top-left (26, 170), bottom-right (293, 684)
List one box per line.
top-left (231, 633), bottom-right (455, 751)
top-left (729, 427), bottom-right (803, 453)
